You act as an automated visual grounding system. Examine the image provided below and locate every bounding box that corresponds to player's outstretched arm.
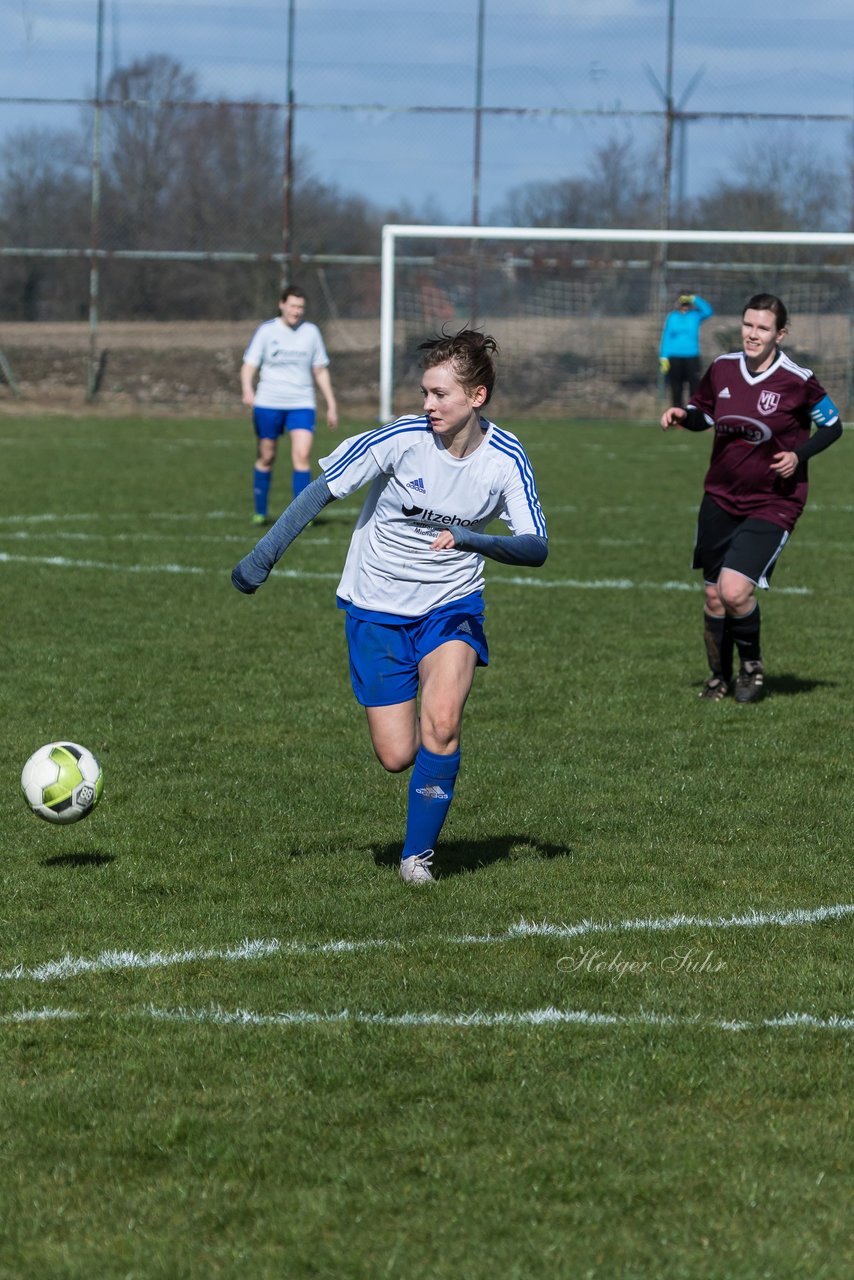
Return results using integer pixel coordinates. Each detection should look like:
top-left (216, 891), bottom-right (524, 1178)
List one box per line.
top-left (432, 528), bottom-right (548, 566)
top-left (232, 476), bottom-right (336, 593)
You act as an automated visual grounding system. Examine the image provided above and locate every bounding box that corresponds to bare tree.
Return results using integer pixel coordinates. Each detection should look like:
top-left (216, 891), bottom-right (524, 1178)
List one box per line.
top-left (100, 56), bottom-right (199, 248)
top-left (691, 134), bottom-right (844, 233)
top-left (494, 132), bottom-right (659, 228)
top-left (0, 128), bottom-right (89, 318)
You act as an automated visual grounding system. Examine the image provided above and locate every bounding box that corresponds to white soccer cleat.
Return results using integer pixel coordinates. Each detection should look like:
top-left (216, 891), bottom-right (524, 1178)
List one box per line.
top-left (399, 850), bottom-right (436, 884)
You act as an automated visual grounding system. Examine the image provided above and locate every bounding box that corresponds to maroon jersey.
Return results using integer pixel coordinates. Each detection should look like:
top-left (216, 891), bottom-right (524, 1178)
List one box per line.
top-left (688, 350), bottom-right (837, 531)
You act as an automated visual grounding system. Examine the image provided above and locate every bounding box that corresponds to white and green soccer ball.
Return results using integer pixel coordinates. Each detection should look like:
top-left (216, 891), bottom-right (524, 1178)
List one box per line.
top-left (21, 741), bottom-right (104, 824)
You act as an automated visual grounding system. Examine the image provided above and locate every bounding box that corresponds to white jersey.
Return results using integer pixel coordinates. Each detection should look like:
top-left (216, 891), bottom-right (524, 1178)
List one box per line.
top-left (242, 318), bottom-right (330, 410)
top-left (319, 416), bottom-right (547, 618)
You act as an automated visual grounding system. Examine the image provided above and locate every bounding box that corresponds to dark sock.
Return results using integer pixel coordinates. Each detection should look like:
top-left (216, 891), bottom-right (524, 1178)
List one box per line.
top-left (703, 612), bottom-right (732, 681)
top-left (730, 603), bottom-right (761, 665)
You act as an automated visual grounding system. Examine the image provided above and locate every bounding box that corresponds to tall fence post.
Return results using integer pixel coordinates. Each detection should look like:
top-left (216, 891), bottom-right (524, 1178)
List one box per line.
top-left (86, 0), bottom-right (105, 401)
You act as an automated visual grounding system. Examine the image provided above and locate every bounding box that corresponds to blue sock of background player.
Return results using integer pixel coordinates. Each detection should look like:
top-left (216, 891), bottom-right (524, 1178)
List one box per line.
top-left (292, 468), bottom-right (311, 499)
top-left (253, 466), bottom-right (271, 519)
top-left (401, 745), bottom-right (461, 860)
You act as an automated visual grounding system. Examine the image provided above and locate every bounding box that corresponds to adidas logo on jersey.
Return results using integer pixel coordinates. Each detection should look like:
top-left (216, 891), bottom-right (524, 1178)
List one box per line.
top-left (416, 784), bottom-right (450, 800)
top-left (719, 387), bottom-right (731, 398)
top-left (456, 620), bottom-right (473, 635)
top-left (407, 477), bottom-right (426, 493)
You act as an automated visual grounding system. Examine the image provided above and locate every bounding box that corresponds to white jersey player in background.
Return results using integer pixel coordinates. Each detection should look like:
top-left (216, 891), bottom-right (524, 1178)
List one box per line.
top-left (233, 329), bottom-right (548, 883)
top-left (241, 285), bottom-right (338, 523)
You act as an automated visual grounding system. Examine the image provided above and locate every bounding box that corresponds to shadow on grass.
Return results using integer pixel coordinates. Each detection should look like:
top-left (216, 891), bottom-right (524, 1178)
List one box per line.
top-left (372, 835), bottom-right (571, 878)
top-left (765, 672), bottom-right (838, 697)
top-left (40, 851), bottom-right (115, 869)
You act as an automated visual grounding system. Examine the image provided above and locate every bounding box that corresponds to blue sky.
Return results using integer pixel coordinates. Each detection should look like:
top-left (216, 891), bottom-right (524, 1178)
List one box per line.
top-left (1, 0), bottom-right (852, 221)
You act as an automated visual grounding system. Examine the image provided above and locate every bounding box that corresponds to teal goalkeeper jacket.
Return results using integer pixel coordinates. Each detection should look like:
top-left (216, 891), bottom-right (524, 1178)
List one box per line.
top-left (659, 296), bottom-right (714, 360)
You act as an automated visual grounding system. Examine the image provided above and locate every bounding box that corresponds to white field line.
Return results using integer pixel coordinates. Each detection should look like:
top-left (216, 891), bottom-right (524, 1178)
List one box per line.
top-left (11, 524), bottom-right (850, 555)
top-left (497, 901), bottom-right (854, 941)
top-left (3, 1004), bottom-right (853, 1034)
top-left (147, 1005), bottom-right (854, 1032)
top-left (0, 552), bottom-right (340, 581)
top-left (3, 502), bottom-right (854, 525)
top-left (0, 936), bottom-right (385, 983)
top-left (0, 552), bottom-right (209, 576)
top-left (0, 438), bottom-right (242, 450)
top-left (0, 530), bottom-right (339, 547)
top-left (0, 551), bottom-right (811, 595)
top-left (0, 511), bottom-right (238, 524)
top-left (2, 902), bottom-right (851, 985)
top-left (0, 1007), bottom-right (81, 1023)
top-left (0, 510), bottom-right (354, 527)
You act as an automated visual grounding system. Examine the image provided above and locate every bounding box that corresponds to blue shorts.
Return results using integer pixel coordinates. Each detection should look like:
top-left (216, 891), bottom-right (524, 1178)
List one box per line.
top-left (344, 595), bottom-right (489, 707)
top-left (253, 407), bottom-right (316, 439)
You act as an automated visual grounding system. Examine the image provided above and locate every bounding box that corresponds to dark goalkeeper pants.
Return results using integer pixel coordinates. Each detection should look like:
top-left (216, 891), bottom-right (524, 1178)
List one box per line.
top-left (667, 356), bottom-right (701, 408)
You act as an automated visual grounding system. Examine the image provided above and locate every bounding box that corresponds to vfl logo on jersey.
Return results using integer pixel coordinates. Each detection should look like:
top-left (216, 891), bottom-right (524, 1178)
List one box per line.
top-left (407, 477), bottom-right (426, 494)
top-left (757, 390), bottom-right (780, 416)
top-left (715, 415), bottom-right (773, 446)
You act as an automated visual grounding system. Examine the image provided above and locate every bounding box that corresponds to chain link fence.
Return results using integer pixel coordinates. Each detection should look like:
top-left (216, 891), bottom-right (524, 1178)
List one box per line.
top-left (1, 0), bottom-right (852, 416)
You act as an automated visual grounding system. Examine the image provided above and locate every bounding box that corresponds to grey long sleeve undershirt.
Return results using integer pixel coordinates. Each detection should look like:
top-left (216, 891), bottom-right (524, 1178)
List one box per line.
top-left (232, 474), bottom-right (549, 594)
top-left (449, 527), bottom-right (549, 566)
top-left (231, 475), bottom-right (335, 593)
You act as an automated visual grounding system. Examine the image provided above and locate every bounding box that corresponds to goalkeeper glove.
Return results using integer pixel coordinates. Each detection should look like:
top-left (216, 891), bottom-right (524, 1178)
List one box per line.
top-left (678, 294), bottom-right (695, 306)
top-left (659, 357), bottom-right (670, 374)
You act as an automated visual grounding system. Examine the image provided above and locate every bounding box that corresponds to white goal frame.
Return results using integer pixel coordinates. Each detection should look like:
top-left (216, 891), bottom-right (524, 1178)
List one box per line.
top-left (379, 223), bottom-right (854, 422)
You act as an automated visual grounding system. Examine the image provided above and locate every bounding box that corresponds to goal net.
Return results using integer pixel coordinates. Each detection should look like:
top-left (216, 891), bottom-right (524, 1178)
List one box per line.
top-left (380, 225), bottom-right (854, 422)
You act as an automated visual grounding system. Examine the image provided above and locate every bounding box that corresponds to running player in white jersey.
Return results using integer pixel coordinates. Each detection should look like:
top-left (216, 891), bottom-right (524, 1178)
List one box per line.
top-left (233, 329), bottom-right (548, 883)
top-left (241, 285), bottom-right (338, 524)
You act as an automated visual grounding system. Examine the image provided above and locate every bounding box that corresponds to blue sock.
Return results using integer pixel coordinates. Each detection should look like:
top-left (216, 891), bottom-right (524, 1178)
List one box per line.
top-left (293, 468), bottom-right (311, 499)
top-left (253, 467), bottom-right (271, 517)
top-left (401, 746), bottom-right (461, 860)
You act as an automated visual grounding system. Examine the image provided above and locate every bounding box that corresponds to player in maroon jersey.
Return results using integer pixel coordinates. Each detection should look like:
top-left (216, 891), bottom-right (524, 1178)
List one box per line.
top-left (660, 293), bottom-right (843, 703)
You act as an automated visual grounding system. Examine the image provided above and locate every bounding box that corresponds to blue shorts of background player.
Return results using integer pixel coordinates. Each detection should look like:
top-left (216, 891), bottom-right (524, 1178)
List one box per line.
top-left (343, 592), bottom-right (489, 707)
top-left (251, 407), bottom-right (317, 520)
top-left (252, 406), bottom-right (316, 438)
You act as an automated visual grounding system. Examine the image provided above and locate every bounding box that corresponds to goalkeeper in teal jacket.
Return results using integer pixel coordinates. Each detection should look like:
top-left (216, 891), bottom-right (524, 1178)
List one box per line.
top-left (659, 292), bottom-right (714, 408)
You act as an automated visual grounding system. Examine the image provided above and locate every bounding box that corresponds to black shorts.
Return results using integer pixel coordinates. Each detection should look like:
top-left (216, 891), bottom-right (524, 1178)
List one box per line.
top-left (693, 493), bottom-right (790, 589)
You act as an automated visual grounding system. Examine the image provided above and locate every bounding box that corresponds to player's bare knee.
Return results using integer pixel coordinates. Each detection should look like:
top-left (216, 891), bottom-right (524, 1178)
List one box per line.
top-left (720, 584), bottom-right (753, 614)
top-left (420, 716), bottom-right (460, 756)
top-left (701, 577), bottom-right (722, 606)
top-left (374, 744), bottom-right (416, 774)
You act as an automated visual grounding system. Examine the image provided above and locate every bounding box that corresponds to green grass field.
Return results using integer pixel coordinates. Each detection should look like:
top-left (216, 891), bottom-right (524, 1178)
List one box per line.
top-left (1, 413), bottom-right (852, 1279)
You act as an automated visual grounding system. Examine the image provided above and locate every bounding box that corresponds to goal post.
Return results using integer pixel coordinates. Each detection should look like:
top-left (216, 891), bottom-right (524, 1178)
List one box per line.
top-left (379, 224), bottom-right (854, 422)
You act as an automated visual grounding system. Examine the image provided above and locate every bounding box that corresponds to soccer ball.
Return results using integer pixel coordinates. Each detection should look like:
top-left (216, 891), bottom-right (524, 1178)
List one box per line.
top-left (21, 741), bottom-right (104, 825)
